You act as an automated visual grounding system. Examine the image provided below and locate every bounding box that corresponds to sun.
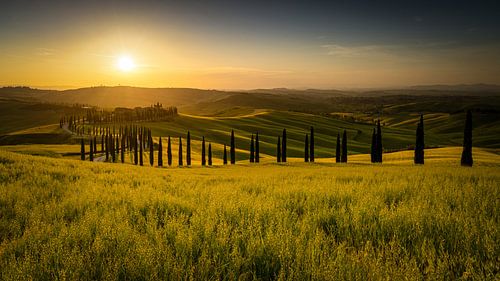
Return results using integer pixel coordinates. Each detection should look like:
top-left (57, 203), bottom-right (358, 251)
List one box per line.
top-left (117, 56), bottom-right (135, 72)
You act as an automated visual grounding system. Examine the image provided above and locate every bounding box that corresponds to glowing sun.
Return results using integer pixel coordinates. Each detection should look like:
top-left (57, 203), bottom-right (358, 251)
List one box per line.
top-left (117, 56), bottom-right (135, 72)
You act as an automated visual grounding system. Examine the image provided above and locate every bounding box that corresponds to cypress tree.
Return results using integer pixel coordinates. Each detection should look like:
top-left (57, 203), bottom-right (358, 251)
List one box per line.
top-left (376, 120), bottom-right (383, 163)
top-left (101, 134), bottom-right (104, 152)
top-left (139, 137), bottom-right (143, 166)
top-left (341, 130), bottom-right (348, 163)
top-left (230, 130), bottom-right (236, 164)
top-left (105, 134), bottom-right (109, 161)
top-left (255, 132), bottom-right (260, 163)
top-left (277, 136), bottom-right (281, 163)
top-left (250, 134), bottom-right (255, 163)
top-left (208, 143), bottom-right (212, 166)
top-left (94, 136), bottom-right (97, 153)
top-left (134, 136), bottom-right (138, 165)
top-left (282, 129), bottom-right (287, 162)
top-left (121, 136), bottom-right (125, 163)
top-left (158, 137), bottom-right (163, 167)
top-left (414, 115), bottom-right (425, 164)
top-left (223, 144), bottom-right (228, 165)
top-left (186, 131), bottom-right (191, 166)
top-left (304, 134), bottom-right (309, 162)
top-left (178, 137), bottom-right (183, 166)
top-left (167, 136), bottom-right (172, 166)
top-left (202, 136), bottom-right (206, 166)
top-left (336, 133), bottom-right (341, 163)
top-left (310, 126), bottom-right (314, 162)
top-left (371, 128), bottom-right (376, 163)
top-left (111, 135), bottom-right (116, 163)
top-left (461, 110), bottom-right (473, 166)
top-left (115, 136), bottom-right (119, 161)
top-left (89, 139), bottom-right (93, 161)
top-left (80, 139), bottom-right (85, 160)
top-left (149, 137), bottom-right (154, 166)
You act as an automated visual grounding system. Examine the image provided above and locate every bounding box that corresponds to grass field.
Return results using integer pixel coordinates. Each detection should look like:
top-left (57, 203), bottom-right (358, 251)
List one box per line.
top-left (0, 148), bottom-right (498, 280)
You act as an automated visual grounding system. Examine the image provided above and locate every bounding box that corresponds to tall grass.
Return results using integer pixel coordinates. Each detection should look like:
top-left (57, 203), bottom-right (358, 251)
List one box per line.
top-left (0, 150), bottom-right (498, 280)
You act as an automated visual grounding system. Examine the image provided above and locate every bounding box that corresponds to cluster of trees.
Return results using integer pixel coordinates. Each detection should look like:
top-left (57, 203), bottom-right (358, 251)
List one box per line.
top-left (79, 110), bottom-right (475, 167)
top-left (60, 103), bottom-right (178, 134)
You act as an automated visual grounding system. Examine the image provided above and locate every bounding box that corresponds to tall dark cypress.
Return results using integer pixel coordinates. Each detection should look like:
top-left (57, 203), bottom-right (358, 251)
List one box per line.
top-left (101, 134), bottom-right (104, 153)
top-left (139, 137), bottom-right (143, 166)
top-left (121, 136), bottom-right (125, 163)
top-left (230, 130), bottom-right (236, 164)
top-left (186, 131), bottom-right (191, 166)
top-left (277, 136), bottom-right (281, 163)
top-left (115, 136), bottom-right (119, 161)
top-left (223, 144), bottom-right (228, 165)
top-left (250, 134), bottom-right (255, 163)
top-left (167, 136), bottom-right (172, 166)
top-left (376, 120), bottom-right (383, 163)
top-left (414, 115), bottom-right (425, 164)
top-left (201, 136), bottom-right (206, 166)
top-left (134, 136), bottom-right (138, 165)
top-left (461, 110), bottom-right (473, 166)
top-left (105, 134), bottom-right (109, 161)
top-left (158, 137), bottom-right (163, 167)
top-left (310, 126), bottom-right (315, 162)
top-left (281, 129), bottom-right (287, 162)
top-left (94, 136), bottom-right (97, 153)
top-left (336, 133), bottom-right (341, 163)
top-left (341, 130), bottom-right (347, 163)
top-left (255, 132), bottom-right (260, 163)
top-left (80, 139), bottom-right (85, 160)
top-left (178, 137), bottom-right (183, 166)
top-left (111, 135), bottom-right (116, 163)
top-left (304, 134), bottom-right (309, 162)
top-left (149, 137), bottom-right (154, 166)
top-left (371, 128), bottom-right (376, 163)
top-left (89, 139), bottom-right (93, 161)
top-left (208, 143), bottom-right (212, 166)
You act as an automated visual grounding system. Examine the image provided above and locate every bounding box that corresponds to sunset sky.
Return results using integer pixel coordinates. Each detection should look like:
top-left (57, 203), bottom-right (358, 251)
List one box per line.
top-left (1, 0), bottom-right (499, 89)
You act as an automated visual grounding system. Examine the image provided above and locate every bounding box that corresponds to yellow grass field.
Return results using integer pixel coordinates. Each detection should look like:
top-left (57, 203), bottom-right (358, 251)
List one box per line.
top-left (0, 147), bottom-right (499, 280)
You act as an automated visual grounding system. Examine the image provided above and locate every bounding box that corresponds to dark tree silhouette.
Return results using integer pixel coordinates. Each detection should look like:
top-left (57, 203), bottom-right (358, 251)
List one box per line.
top-left (336, 133), bottom-right (341, 163)
top-left (158, 137), bottom-right (163, 167)
top-left (115, 136), bottom-right (119, 162)
top-left (208, 143), bottom-right (212, 166)
top-left (310, 126), bottom-right (314, 162)
top-left (89, 139), bottom-right (93, 161)
top-left (105, 134), bottom-right (109, 161)
top-left (187, 131), bottom-right (191, 166)
top-left (461, 110), bottom-right (473, 166)
top-left (94, 136), bottom-right (97, 153)
top-left (178, 137), bottom-right (183, 166)
top-left (341, 130), bottom-right (347, 163)
top-left (111, 135), bottom-right (116, 163)
top-left (139, 137), bottom-right (143, 166)
top-left (202, 136), bottom-right (206, 166)
top-left (134, 136), bottom-right (138, 165)
top-left (414, 115), bottom-right (425, 165)
top-left (80, 139), bottom-right (85, 160)
top-left (281, 129), bottom-right (287, 163)
top-left (223, 144), bottom-right (228, 165)
top-left (277, 136), bottom-right (281, 163)
top-left (376, 120), bottom-right (383, 163)
top-left (255, 132), bottom-right (260, 163)
top-left (230, 130), bottom-right (236, 164)
top-left (250, 134), bottom-right (255, 163)
top-left (167, 136), bottom-right (172, 166)
top-left (101, 134), bottom-right (104, 153)
top-left (304, 134), bottom-right (309, 162)
top-left (121, 136), bottom-right (125, 163)
top-left (149, 136), bottom-right (154, 166)
top-left (371, 128), bottom-right (376, 163)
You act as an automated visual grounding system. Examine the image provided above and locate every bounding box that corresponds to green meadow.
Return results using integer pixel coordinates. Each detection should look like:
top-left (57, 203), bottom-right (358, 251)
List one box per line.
top-left (0, 148), bottom-right (499, 280)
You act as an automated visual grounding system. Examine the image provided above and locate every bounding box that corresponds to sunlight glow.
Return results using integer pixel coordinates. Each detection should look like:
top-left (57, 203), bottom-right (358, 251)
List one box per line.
top-left (117, 56), bottom-right (135, 72)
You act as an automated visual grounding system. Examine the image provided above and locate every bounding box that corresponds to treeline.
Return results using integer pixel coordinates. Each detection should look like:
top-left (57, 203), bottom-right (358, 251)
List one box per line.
top-left (79, 110), bottom-right (475, 167)
top-left (60, 102), bottom-right (178, 132)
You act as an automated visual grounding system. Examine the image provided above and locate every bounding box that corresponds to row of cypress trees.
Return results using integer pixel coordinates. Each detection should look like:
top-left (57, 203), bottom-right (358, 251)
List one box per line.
top-left (80, 111), bottom-right (474, 167)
